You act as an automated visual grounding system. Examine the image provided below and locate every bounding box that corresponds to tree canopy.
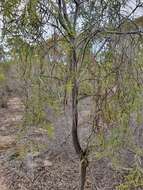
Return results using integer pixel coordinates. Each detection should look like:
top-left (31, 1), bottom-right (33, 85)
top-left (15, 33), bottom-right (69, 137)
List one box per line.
top-left (0, 1), bottom-right (143, 189)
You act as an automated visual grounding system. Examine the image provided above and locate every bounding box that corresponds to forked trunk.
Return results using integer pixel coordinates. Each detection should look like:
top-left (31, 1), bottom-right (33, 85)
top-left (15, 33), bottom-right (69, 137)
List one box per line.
top-left (80, 156), bottom-right (88, 190)
top-left (70, 43), bottom-right (88, 190)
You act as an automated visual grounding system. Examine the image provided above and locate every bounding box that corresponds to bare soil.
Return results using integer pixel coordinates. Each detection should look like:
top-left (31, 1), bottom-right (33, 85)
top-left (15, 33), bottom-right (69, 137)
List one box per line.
top-left (0, 97), bottom-right (24, 190)
top-left (0, 97), bottom-right (125, 190)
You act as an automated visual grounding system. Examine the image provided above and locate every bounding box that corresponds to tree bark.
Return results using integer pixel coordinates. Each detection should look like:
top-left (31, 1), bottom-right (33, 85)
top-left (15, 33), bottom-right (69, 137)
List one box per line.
top-left (70, 40), bottom-right (88, 190)
top-left (71, 45), bottom-right (83, 156)
top-left (80, 156), bottom-right (88, 190)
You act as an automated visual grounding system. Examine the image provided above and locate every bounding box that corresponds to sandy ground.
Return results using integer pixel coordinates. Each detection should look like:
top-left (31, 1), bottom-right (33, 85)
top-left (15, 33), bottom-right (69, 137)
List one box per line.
top-left (0, 96), bottom-right (132, 190)
top-left (0, 97), bottom-right (24, 190)
top-left (0, 176), bottom-right (8, 190)
top-left (0, 97), bottom-right (91, 190)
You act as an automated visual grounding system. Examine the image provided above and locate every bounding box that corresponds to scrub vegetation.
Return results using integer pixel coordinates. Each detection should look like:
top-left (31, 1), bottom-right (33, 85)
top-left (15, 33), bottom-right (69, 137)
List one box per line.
top-left (0, 1), bottom-right (143, 189)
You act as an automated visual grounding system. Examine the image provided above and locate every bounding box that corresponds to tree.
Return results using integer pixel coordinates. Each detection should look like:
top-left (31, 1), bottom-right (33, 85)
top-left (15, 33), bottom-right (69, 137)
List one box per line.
top-left (1, 0), bottom-right (143, 189)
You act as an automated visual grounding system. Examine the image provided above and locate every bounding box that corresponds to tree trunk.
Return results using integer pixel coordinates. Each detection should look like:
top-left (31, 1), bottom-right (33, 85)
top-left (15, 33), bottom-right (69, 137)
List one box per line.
top-left (70, 40), bottom-right (88, 190)
top-left (71, 43), bottom-right (83, 156)
top-left (80, 155), bottom-right (88, 190)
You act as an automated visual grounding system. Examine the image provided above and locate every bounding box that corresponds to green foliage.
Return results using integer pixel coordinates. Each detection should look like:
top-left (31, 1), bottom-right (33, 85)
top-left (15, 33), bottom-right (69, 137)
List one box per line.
top-left (9, 38), bottom-right (61, 159)
top-left (0, 72), bottom-right (5, 82)
top-left (16, 138), bottom-right (48, 159)
top-left (2, 0), bottom-right (41, 39)
top-left (0, 61), bottom-right (12, 84)
top-left (89, 43), bottom-right (143, 183)
top-left (79, 81), bottom-right (93, 96)
top-left (3, 0), bottom-right (21, 19)
top-left (65, 80), bottom-right (73, 94)
top-left (116, 167), bottom-right (143, 190)
top-left (1, 1), bottom-right (143, 188)
top-left (42, 122), bottom-right (54, 138)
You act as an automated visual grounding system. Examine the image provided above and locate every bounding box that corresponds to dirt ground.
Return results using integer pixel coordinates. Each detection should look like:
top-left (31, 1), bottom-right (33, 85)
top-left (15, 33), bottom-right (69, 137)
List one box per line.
top-left (0, 97), bottom-right (127, 190)
top-left (0, 97), bottom-right (23, 190)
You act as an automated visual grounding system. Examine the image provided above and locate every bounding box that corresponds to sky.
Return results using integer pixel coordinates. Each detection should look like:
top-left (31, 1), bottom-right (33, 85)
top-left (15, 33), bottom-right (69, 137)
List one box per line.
top-left (125, 0), bottom-right (143, 17)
